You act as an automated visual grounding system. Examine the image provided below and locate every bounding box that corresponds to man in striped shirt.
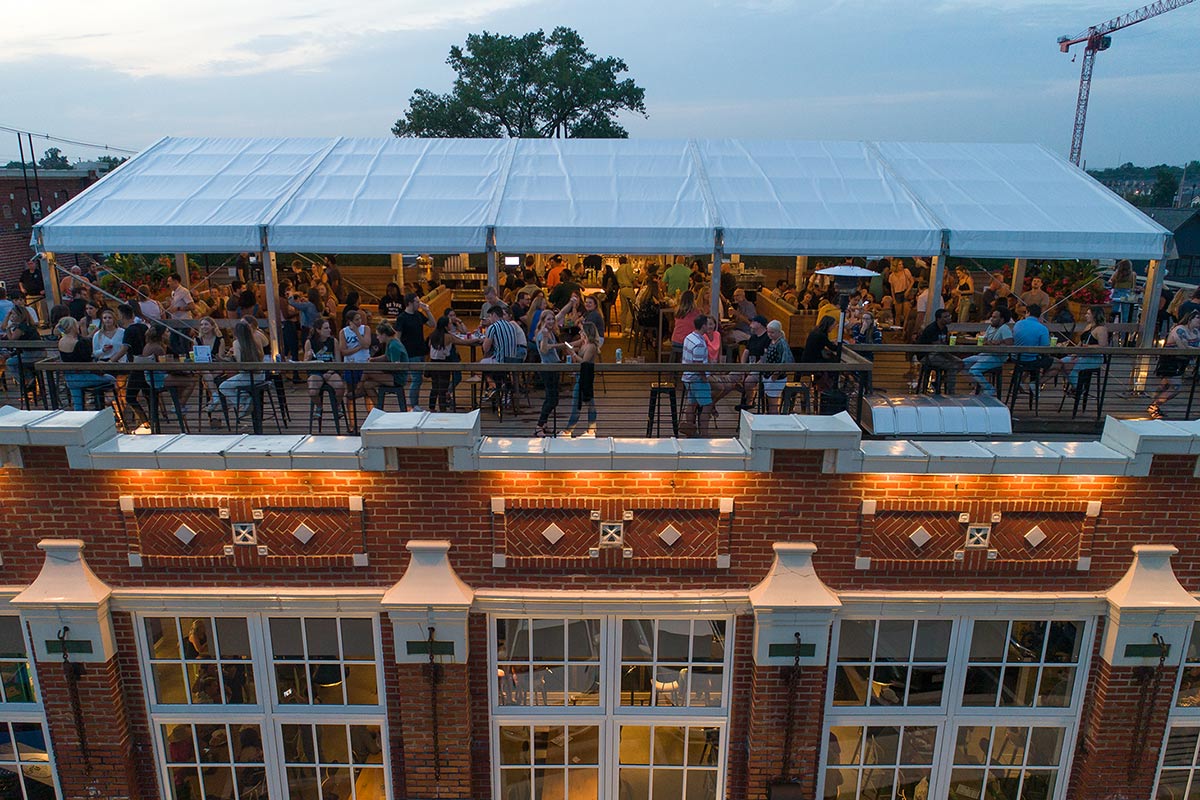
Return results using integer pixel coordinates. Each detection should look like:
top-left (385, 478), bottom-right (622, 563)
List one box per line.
top-left (682, 314), bottom-right (713, 437)
top-left (482, 306), bottom-right (517, 363)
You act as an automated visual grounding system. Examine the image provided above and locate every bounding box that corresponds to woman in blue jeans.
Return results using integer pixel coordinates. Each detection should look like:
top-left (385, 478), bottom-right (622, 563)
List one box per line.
top-left (55, 317), bottom-right (115, 409)
top-left (562, 322), bottom-right (601, 437)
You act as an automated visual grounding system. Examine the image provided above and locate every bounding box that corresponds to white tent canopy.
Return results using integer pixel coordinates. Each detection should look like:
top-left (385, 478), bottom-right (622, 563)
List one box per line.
top-left (34, 136), bottom-right (1172, 261)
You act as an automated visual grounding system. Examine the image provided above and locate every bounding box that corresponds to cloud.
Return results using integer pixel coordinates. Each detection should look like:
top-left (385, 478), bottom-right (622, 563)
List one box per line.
top-left (1, 0), bottom-right (536, 78)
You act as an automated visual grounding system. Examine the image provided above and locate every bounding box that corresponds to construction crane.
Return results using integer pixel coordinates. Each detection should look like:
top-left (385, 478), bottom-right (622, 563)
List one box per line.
top-left (1058, 0), bottom-right (1196, 166)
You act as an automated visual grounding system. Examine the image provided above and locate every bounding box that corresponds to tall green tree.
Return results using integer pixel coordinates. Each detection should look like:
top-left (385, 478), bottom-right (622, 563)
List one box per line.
top-left (392, 27), bottom-right (647, 139)
top-left (37, 148), bottom-right (72, 170)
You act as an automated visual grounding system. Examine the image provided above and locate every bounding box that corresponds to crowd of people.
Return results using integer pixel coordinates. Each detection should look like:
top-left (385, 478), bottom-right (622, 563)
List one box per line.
top-left (4, 251), bottom-right (1200, 430)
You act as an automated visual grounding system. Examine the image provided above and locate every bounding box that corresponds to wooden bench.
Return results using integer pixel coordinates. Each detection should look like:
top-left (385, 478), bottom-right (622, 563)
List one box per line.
top-left (756, 290), bottom-right (818, 343)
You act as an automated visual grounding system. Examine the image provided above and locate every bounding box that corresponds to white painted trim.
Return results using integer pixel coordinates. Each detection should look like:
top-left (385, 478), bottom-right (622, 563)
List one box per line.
top-left (111, 587), bottom-right (386, 614)
top-left (472, 589), bottom-right (752, 617)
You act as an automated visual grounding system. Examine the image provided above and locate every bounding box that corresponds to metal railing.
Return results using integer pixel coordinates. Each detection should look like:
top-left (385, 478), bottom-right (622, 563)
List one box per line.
top-left (9, 342), bottom-right (1197, 439)
top-left (19, 359), bottom-right (870, 438)
top-left (849, 342), bottom-right (1199, 433)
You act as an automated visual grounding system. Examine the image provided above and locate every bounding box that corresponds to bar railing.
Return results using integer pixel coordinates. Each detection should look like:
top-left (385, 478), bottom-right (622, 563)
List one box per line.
top-left (848, 342), bottom-right (1199, 432)
top-left (23, 358), bottom-right (871, 438)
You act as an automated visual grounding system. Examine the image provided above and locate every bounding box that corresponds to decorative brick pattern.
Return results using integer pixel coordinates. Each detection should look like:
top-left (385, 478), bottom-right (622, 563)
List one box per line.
top-left (860, 499), bottom-right (1091, 572)
top-left (498, 496), bottom-right (722, 567)
top-left (121, 493), bottom-right (364, 567)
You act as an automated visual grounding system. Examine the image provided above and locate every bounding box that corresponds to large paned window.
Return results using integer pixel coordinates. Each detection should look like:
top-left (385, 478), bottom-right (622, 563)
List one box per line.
top-left (490, 614), bottom-right (733, 800)
top-left (833, 620), bottom-right (951, 707)
top-left (820, 615), bottom-right (1090, 800)
top-left (961, 621), bottom-right (1082, 708)
top-left (138, 613), bottom-right (388, 800)
top-left (0, 614), bottom-right (57, 800)
top-left (144, 616), bottom-right (256, 705)
top-left (1155, 622), bottom-right (1200, 798)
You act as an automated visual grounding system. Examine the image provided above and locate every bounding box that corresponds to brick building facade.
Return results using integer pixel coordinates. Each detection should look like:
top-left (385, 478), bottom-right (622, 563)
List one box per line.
top-left (0, 168), bottom-right (100, 288)
top-left (1, 408), bottom-right (1199, 800)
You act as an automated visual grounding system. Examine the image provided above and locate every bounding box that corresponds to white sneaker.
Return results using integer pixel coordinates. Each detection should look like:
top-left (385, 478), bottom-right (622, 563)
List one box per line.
top-left (410, 405), bottom-right (426, 413)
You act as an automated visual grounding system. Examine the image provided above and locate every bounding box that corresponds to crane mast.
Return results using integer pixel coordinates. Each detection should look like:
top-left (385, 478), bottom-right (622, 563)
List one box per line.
top-left (1058, 0), bottom-right (1196, 165)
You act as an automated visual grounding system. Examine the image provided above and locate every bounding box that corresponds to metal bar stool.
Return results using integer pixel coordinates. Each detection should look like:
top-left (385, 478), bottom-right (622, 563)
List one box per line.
top-left (646, 382), bottom-right (679, 437)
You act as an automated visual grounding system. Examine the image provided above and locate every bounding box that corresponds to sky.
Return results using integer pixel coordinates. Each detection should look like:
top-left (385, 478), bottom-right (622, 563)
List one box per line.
top-left (2, 0), bottom-right (1198, 169)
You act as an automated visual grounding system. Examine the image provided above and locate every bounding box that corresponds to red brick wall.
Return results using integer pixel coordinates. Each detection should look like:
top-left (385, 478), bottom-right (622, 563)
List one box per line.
top-left (4, 446), bottom-right (1200, 799)
top-left (35, 653), bottom-right (144, 799)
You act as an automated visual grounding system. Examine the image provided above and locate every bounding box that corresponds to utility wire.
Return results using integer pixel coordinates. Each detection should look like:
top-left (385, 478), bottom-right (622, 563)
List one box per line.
top-left (0, 123), bottom-right (140, 155)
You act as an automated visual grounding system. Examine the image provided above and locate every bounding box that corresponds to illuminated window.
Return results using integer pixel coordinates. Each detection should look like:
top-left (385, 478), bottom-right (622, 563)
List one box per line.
top-left (269, 618), bottom-right (377, 706)
top-left (0, 720), bottom-right (55, 800)
top-left (159, 722), bottom-right (267, 800)
top-left (824, 725), bottom-right (936, 800)
top-left (833, 620), bottom-right (951, 707)
top-left (618, 724), bottom-right (720, 800)
top-left (495, 619), bottom-right (601, 707)
top-left (281, 723), bottom-right (385, 800)
top-left (961, 620), bottom-right (1083, 708)
top-left (498, 724), bottom-right (599, 800)
top-left (144, 617), bottom-right (256, 706)
top-left (947, 725), bottom-right (1065, 800)
top-left (0, 618), bottom-right (36, 705)
top-left (619, 619), bottom-right (726, 708)
top-left (490, 615), bottom-right (733, 800)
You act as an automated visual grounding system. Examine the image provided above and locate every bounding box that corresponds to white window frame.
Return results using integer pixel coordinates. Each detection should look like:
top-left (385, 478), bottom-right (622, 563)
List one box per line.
top-left (1153, 618), bottom-right (1200, 799)
top-left (135, 609), bottom-right (390, 800)
top-left (818, 612), bottom-right (1096, 800)
top-left (488, 614), bottom-right (734, 800)
top-left (0, 609), bottom-right (61, 800)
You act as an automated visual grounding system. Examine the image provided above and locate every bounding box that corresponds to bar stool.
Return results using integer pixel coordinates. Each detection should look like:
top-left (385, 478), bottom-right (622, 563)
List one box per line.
top-left (972, 366), bottom-right (1005, 398)
top-left (375, 385), bottom-right (408, 412)
top-left (781, 382), bottom-right (811, 414)
top-left (1059, 368), bottom-right (1101, 418)
top-left (308, 383), bottom-right (348, 434)
top-left (1006, 361), bottom-right (1043, 414)
top-left (646, 382), bottom-right (679, 437)
top-left (917, 364), bottom-right (950, 395)
top-left (223, 382), bottom-right (283, 434)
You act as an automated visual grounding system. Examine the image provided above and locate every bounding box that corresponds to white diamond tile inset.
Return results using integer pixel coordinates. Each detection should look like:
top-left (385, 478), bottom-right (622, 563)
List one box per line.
top-left (174, 524), bottom-right (197, 546)
top-left (542, 523), bottom-right (566, 545)
top-left (659, 525), bottom-right (682, 547)
top-left (909, 526), bottom-right (932, 549)
top-left (293, 523), bottom-right (317, 545)
top-left (1025, 526), bottom-right (1047, 548)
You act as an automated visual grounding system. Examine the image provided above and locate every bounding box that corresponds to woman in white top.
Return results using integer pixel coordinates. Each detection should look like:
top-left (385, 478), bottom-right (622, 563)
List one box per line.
top-left (217, 321), bottom-right (266, 415)
top-left (91, 308), bottom-right (126, 362)
top-left (339, 310), bottom-right (372, 393)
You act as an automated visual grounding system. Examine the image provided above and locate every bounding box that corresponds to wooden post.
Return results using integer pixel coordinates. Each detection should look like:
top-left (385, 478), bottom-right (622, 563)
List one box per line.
top-left (259, 241), bottom-right (282, 360)
top-left (175, 252), bottom-right (190, 287)
top-left (926, 250), bottom-right (949, 325)
top-left (1011, 258), bottom-right (1027, 298)
top-left (794, 256), bottom-right (809, 293)
top-left (40, 251), bottom-right (60, 306)
top-left (1139, 259), bottom-right (1164, 347)
top-left (711, 230), bottom-right (725, 319)
top-left (486, 227), bottom-right (498, 292)
top-left (391, 253), bottom-right (404, 285)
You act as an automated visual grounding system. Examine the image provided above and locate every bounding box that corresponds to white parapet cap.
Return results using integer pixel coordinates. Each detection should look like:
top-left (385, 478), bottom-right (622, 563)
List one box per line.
top-left (2, 405), bottom-right (1199, 476)
top-left (11, 539), bottom-right (111, 610)
top-left (381, 540), bottom-right (474, 611)
top-left (1107, 544), bottom-right (1200, 612)
top-left (749, 542), bottom-right (841, 612)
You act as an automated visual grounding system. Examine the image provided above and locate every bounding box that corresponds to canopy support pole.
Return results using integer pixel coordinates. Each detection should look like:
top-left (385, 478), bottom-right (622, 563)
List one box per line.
top-left (486, 227), bottom-right (498, 292)
top-left (711, 229), bottom-right (725, 320)
top-left (259, 232), bottom-right (282, 360)
top-left (925, 234), bottom-right (950, 325)
top-left (175, 253), bottom-right (190, 287)
top-left (1139, 259), bottom-right (1164, 347)
top-left (794, 256), bottom-right (808, 293)
top-left (1011, 258), bottom-right (1027, 299)
top-left (40, 255), bottom-right (60, 308)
